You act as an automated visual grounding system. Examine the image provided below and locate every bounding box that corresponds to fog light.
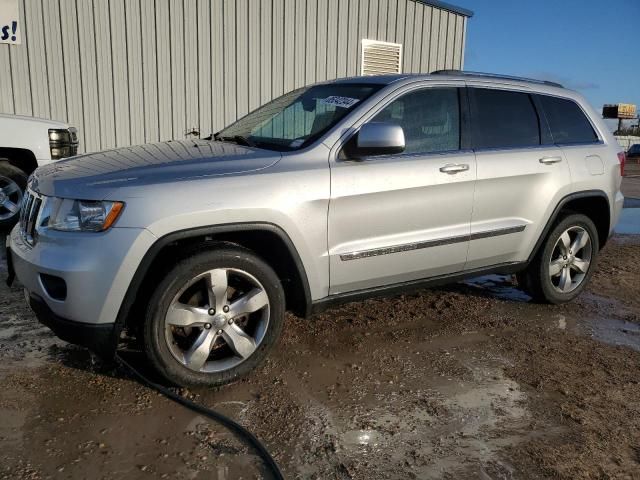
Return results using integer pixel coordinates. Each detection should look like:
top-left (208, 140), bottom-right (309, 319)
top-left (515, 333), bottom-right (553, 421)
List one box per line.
top-left (39, 274), bottom-right (67, 301)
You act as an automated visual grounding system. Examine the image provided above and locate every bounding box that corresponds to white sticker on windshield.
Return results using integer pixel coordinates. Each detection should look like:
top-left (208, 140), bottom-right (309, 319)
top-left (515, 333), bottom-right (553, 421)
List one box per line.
top-left (321, 96), bottom-right (360, 109)
top-left (289, 139), bottom-right (305, 148)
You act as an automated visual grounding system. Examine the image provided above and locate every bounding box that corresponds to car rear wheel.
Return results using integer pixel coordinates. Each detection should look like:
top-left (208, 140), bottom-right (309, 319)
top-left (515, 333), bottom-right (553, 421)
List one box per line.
top-left (0, 162), bottom-right (27, 229)
top-left (518, 214), bottom-right (599, 304)
top-left (143, 246), bottom-right (285, 387)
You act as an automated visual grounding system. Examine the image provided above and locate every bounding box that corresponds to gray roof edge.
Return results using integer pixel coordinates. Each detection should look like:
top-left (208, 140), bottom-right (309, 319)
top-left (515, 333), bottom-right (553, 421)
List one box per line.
top-left (415, 0), bottom-right (474, 18)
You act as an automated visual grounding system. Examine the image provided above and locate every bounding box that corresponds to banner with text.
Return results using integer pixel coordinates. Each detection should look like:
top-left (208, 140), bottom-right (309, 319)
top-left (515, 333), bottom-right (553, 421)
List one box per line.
top-left (0, 0), bottom-right (20, 44)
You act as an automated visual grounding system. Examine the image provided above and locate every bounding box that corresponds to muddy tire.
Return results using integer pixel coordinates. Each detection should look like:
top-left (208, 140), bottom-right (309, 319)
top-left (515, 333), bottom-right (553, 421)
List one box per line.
top-left (518, 214), bottom-right (599, 304)
top-left (143, 247), bottom-right (285, 387)
top-left (0, 162), bottom-right (27, 229)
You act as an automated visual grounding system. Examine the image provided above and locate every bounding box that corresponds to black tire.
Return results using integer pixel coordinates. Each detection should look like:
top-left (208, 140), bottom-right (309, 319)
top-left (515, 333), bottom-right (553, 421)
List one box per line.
top-left (518, 213), bottom-right (599, 304)
top-left (143, 246), bottom-right (285, 387)
top-left (0, 161), bottom-right (28, 229)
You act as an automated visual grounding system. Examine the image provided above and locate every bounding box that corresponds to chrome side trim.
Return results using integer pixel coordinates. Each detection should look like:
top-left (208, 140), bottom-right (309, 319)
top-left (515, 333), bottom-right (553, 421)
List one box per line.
top-left (339, 225), bottom-right (526, 261)
top-left (469, 225), bottom-right (526, 241)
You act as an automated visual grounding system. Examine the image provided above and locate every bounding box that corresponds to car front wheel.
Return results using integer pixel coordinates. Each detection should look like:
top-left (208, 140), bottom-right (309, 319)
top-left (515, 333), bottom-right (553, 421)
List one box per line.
top-left (518, 213), bottom-right (599, 304)
top-left (144, 247), bottom-right (285, 387)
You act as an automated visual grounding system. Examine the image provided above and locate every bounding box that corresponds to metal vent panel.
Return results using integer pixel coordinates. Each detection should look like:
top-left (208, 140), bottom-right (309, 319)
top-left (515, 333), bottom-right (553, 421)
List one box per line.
top-left (361, 40), bottom-right (403, 76)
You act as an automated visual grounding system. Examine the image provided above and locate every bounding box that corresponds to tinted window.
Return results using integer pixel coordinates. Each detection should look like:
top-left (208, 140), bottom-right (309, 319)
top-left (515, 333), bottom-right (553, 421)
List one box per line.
top-left (471, 88), bottom-right (540, 149)
top-left (370, 88), bottom-right (460, 155)
top-left (538, 95), bottom-right (598, 144)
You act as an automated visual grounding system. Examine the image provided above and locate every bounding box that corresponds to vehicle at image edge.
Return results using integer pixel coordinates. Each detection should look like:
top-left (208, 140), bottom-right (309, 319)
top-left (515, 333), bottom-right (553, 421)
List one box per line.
top-left (627, 143), bottom-right (640, 161)
top-left (7, 71), bottom-right (625, 387)
top-left (0, 114), bottom-right (78, 228)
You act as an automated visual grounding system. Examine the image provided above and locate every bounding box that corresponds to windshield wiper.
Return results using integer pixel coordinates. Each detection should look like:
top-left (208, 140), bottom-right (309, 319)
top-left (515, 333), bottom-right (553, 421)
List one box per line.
top-left (217, 135), bottom-right (256, 148)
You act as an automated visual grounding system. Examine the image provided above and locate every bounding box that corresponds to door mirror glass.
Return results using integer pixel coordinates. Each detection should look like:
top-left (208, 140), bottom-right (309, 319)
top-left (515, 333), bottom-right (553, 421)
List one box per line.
top-left (351, 122), bottom-right (405, 158)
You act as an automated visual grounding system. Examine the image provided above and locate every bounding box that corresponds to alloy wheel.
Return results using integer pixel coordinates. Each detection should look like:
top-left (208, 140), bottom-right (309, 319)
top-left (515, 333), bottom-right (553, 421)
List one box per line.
top-left (164, 267), bottom-right (270, 373)
top-left (0, 175), bottom-right (23, 222)
top-left (548, 226), bottom-right (592, 294)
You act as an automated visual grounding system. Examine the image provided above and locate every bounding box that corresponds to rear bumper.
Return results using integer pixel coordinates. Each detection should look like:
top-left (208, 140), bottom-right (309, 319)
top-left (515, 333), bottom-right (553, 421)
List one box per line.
top-left (29, 292), bottom-right (118, 357)
top-left (611, 191), bottom-right (625, 236)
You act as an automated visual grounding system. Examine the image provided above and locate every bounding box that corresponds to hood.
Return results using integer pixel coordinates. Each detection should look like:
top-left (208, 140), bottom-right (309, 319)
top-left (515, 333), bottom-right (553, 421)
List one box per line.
top-left (30, 139), bottom-right (281, 199)
top-left (0, 113), bottom-right (69, 129)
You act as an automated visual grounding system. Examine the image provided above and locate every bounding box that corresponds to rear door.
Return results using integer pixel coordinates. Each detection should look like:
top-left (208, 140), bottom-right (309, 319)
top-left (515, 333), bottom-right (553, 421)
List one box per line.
top-left (465, 85), bottom-right (571, 270)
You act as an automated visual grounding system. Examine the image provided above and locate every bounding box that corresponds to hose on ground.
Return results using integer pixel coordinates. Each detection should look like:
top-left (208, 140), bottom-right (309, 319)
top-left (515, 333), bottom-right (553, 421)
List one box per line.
top-left (114, 353), bottom-right (284, 480)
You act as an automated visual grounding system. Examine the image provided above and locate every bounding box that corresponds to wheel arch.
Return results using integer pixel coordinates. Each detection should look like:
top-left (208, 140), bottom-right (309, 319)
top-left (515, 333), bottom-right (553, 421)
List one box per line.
top-left (528, 190), bottom-right (611, 263)
top-left (116, 223), bottom-right (313, 336)
top-left (0, 148), bottom-right (39, 175)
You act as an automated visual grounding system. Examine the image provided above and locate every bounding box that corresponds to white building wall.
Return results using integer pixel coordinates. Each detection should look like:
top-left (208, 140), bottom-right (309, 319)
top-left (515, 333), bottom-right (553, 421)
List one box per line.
top-left (0, 0), bottom-right (468, 153)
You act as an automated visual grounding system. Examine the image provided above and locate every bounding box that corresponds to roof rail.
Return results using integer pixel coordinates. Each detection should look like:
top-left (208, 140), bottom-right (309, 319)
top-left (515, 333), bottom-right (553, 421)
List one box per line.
top-left (431, 70), bottom-right (564, 88)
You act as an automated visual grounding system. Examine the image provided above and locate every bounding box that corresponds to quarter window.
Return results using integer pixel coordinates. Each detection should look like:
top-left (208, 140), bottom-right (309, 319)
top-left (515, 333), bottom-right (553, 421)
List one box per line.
top-left (370, 88), bottom-right (460, 155)
top-left (537, 95), bottom-right (598, 144)
top-left (471, 88), bottom-right (541, 149)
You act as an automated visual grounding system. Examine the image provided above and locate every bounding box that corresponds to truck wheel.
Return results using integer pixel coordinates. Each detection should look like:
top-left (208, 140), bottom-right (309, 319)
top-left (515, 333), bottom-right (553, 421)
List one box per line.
top-left (518, 214), bottom-right (599, 304)
top-left (0, 162), bottom-right (27, 229)
top-left (143, 247), bottom-right (285, 387)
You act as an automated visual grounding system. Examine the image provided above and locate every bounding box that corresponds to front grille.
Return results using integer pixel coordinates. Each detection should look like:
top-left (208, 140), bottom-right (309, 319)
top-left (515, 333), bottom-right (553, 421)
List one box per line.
top-left (19, 190), bottom-right (42, 246)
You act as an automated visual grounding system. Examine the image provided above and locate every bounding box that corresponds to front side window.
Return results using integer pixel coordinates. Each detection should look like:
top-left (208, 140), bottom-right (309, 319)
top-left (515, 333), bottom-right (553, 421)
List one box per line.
top-left (471, 88), bottom-right (541, 149)
top-left (369, 88), bottom-right (460, 155)
top-left (216, 84), bottom-right (381, 151)
top-left (537, 95), bottom-right (598, 145)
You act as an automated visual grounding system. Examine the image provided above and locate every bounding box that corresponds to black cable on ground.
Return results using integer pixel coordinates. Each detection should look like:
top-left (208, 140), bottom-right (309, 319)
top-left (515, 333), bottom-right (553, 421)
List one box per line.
top-left (114, 353), bottom-right (284, 480)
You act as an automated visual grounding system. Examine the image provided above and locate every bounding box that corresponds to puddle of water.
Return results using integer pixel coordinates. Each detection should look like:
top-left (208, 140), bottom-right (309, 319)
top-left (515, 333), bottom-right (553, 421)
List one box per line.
top-left (278, 341), bottom-right (529, 477)
top-left (556, 314), bottom-right (567, 330)
top-left (615, 207), bottom-right (640, 234)
top-left (464, 274), bottom-right (531, 302)
top-left (582, 317), bottom-right (640, 352)
top-left (541, 310), bottom-right (640, 353)
top-left (623, 197), bottom-right (640, 208)
top-left (342, 429), bottom-right (383, 447)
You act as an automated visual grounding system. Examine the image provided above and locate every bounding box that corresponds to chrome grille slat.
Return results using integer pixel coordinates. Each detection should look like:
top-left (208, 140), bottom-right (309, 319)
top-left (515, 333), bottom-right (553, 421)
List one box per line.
top-left (26, 198), bottom-right (41, 236)
top-left (19, 192), bottom-right (33, 231)
top-left (19, 190), bottom-right (42, 247)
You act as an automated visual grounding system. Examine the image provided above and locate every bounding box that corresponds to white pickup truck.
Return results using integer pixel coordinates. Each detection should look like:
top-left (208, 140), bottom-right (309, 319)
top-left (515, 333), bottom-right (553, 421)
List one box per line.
top-left (0, 114), bottom-right (78, 228)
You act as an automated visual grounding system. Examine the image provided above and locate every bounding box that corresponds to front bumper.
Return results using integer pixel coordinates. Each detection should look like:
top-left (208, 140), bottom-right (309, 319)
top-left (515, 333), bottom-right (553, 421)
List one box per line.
top-left (9, 223), bottom-right (156, 327)
top-left (29, 292), bottom-right (117, 357)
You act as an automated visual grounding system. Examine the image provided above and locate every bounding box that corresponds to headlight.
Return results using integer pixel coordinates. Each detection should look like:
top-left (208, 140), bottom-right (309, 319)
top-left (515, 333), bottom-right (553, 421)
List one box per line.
top-left (49, 128), bottom-right (79, 159)
top-left (40, 198), bottom-right (124, 232)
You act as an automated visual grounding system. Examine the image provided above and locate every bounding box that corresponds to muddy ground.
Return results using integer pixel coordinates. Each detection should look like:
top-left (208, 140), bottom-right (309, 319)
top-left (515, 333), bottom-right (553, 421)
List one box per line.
top-left (1, 201), bottom-right (639, 479)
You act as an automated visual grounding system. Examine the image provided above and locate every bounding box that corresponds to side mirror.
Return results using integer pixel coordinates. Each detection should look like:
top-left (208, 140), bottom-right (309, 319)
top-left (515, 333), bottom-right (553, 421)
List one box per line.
top-left (351, 122), bottom-right (405, 158)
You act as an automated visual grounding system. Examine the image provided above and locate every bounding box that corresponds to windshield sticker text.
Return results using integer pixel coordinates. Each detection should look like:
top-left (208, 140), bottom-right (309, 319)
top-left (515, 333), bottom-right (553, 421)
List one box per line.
top-left (321, 96), bottom-right (360, 109)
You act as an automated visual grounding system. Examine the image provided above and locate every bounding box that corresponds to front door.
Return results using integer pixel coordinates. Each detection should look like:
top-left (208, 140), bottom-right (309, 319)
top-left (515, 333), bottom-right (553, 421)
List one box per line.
top-left (328, 85), bottom-right (477, 295)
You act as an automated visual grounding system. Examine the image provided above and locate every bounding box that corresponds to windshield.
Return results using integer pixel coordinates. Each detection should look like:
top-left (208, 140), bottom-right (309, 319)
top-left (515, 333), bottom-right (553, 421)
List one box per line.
top-left (216, 83), bottom-right (382, 151)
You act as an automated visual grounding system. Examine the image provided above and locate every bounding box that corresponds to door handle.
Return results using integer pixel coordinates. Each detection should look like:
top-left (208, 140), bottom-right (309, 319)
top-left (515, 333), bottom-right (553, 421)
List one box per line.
top-left (439, 163), bottom-right (470, 174)
top-left (539, 156), bottom-right (563, 165)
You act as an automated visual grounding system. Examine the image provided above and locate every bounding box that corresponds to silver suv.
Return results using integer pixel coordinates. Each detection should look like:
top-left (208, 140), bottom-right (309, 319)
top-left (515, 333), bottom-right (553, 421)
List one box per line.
top-left (7, 72), bottom-right (625, 387)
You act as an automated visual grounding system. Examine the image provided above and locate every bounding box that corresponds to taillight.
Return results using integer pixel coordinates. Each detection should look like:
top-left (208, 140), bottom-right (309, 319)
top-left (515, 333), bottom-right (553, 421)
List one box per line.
top-left (617, 151), bottom-right (626, 177)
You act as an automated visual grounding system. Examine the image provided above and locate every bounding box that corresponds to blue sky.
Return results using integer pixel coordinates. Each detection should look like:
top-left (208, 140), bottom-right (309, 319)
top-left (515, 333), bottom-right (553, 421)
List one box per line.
top-left (456, 0), bottom-right (639, 128)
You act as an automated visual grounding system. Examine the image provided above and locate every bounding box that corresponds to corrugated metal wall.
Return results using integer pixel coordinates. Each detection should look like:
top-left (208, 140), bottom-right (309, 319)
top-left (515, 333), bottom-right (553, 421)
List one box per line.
top-left (0, 0), bottom-right (467, 153)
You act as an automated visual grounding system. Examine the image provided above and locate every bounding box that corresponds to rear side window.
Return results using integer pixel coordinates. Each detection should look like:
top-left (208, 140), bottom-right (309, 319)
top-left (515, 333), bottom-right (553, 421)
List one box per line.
top-left (537, 95), bottom-right (598, 144)
top-left (470, 88), bottom-right (541, 149)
